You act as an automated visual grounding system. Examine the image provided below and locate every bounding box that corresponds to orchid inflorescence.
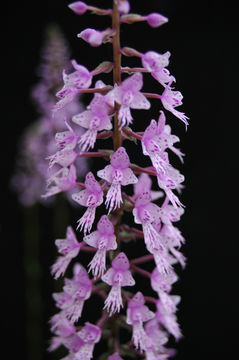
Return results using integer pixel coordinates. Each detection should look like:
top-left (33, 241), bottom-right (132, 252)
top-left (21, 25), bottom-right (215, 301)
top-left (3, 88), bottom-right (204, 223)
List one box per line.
top-left (46, 1), bottom-right (188, 359)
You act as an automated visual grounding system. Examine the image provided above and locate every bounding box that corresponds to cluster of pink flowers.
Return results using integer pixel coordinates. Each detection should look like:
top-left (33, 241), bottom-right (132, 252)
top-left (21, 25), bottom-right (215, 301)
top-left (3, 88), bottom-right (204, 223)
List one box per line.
top-left (45, 1), bottom-right (188, 359)
top-left (11, 26), bottom-right (87, 206)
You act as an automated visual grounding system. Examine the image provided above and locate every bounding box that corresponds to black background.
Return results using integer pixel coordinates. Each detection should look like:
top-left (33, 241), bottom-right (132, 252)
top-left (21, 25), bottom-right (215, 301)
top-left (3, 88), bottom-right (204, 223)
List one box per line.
top-left (2, 0), bottom-right (239, 359)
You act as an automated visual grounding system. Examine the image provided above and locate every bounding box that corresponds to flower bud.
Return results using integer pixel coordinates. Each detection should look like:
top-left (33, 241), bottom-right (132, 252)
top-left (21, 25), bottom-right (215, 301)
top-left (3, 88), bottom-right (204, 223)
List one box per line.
top-left (146, 13), bottom-right (168, 28)
top-left (121, 46), bottom-right (142, 57)
top-left (68, 1), bottom-right (88, 15)
top-left (77, 28), bottom-right (103, 47)
top-left (118, 0), bottom-right (130, 15)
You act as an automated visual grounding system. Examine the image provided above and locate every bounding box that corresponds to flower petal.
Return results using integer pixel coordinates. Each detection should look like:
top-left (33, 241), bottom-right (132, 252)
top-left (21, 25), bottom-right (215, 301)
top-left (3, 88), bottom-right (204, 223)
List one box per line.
top-left (121, 168), bottom-right (138, 186)
top-left (72, 189), bottom-right (90, 206)
top-left (131, 92), bottom-right (151, 110)
top-left (72, 110), bottom-right (92, 128)
top-left (83, 230), bottom-right (99, 248)
top-left (122, 72), bottom-right (143, 92)
top-left (97, 164), bottom-right (114, 183)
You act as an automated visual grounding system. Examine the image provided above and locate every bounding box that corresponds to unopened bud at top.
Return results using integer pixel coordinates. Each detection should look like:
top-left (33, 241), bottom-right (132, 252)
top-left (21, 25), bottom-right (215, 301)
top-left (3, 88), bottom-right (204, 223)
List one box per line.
top-left (146, 13), bottom-right (168, 28)
top-left (68, 1), bottom-right (88, 15)
top-left (118, 0), bottom-right (130, 15)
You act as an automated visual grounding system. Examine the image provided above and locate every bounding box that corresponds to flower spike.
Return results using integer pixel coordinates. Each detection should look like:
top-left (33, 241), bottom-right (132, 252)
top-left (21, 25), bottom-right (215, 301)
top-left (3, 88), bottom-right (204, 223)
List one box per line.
top-left (43, 2), bottom-right (188, 358)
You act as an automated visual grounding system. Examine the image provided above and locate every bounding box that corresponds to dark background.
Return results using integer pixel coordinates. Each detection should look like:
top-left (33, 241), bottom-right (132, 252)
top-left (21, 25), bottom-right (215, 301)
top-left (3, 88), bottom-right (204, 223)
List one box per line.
top-left (2, 0), bottom-right (239, 359)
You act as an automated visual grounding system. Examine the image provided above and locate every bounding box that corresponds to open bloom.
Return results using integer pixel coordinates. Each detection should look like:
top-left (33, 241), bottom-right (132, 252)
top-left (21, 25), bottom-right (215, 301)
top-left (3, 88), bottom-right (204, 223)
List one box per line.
top-left (102, 252), bottom-right (135, 316)
top-left (144, 318), bottom-right (170, 359)
top-left (97, 147), bottom-right (138, 213)
top-left (55, 120), bottom-right (79, 150)
top-left (152, 219), bottom-right (185, 270)
top-left (142, 51), bottom-right (170, 73)
top-left (106, 72), bottom-right (150, 128)
top-left (133, 191), bottom-right (164, 253)
top-left (159, 203), bottom-right (184, 241)
top-left (42, 164), bottom-right (77, 198)
top-left (142, 118), bottom-right (168, 177)
top-left (53, 60), bottom-right (92, 113)
top-left (141, 51), bottom-right (175, 87)
top-left (156, 296), bottom-right (182, 340)
top-left (72, 172), bottom-right (103, 234)
top-left (160, 83), bottom-right (189, 127)
top-left (72, 80), bottom-right (112, 151)
top-left (47, 148), bottom-right (77, 169)
top-left (159, 202), bottom-right (184, 225)
top-left (62, 321), bottom-right (101, 359)
top-left (133, 192), bottom-right (172, 273)
top-left (53, 263), bottom-right (92, 323)
top-left (126, 291), bottom-right (154, 351)
top-left (74, 322), bottom-right (101, 359)
top-left (151, 267), bottom-right (178, 295)
top-left (133, 191), bottom-right (171, 273)
top-left (51, 226), bottom-right (83, 279)
top-left (158, 225), bottom-right (186, 268)
top-left (134, 173), bottom-right (164, 201)
top-left (49, 316), bottom-right (76, 352)
top-left (142, 111), bottom-right (184, 168)
top-left (156, 155), bottom-right (184, 209)
top-left (83, 215), bottom-right (117, 278)
top-left (150, 267), bottom-right (181, 340)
